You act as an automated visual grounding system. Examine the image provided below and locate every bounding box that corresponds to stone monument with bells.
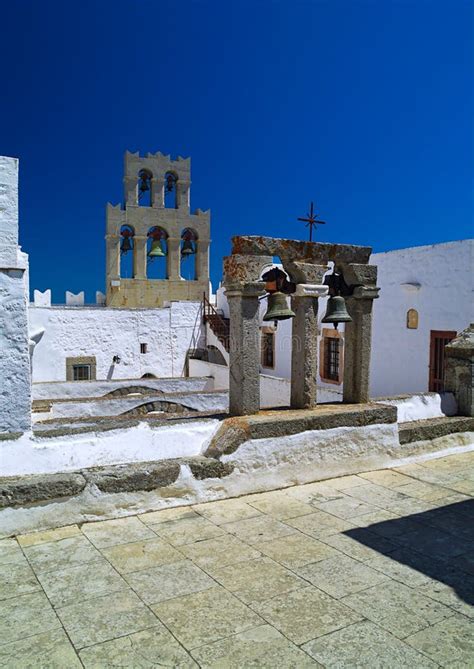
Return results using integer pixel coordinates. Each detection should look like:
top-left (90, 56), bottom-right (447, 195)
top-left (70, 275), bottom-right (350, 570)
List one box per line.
top-left (105, 150), bottom-right (211, 308)
top-left (223, 204), bottom-right (379, 415)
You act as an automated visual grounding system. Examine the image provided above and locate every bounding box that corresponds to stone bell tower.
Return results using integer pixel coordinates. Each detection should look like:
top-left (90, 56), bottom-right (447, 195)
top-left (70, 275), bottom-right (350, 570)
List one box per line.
top-left (105, 151), bottom-right (211, 308)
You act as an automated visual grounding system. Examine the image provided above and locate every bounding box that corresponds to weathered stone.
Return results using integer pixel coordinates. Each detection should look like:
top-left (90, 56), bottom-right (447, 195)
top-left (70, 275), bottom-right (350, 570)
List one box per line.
top-left (206, 403), bottom-right (397, 458)
top-left (185, 456), bottom-right (234, 480)
top-left (226, 286), bottom-right (262, 416)
top-left (86, 460), bottom-right (181, 493)
top-left (231, 236), bottom-right (372, 265)
top-left (445, 325), bottom-right (474, 417)
top-left (290, 295), bottom-right (319, 409)
top-left (343, 287), bottom-right (380, 403)
top-left (223, 254), bottom-right (272, 285)
top-left (283, 262), bottom-right (328, 284)
top-left (341, 263), bottom-right (378, 286)
top-left (399, 416), bottom-right (474, 444)
top-left (0, 473), bottom-right (86, 508)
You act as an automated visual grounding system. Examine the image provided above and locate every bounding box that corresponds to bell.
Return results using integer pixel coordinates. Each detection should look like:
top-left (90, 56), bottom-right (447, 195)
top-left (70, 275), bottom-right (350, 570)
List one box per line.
top-left (181, 240), bottom-right (195, 257)
top-left (148, 239), bottom-right (166, 258)
top-left (139, 176), bottom-right (150, 192)
top-left (322, 295), bottom-right (352, 329)
top-left (263, 292), bottom-right (296, 322)
top-left (120, 237), bottom-right (133, 254)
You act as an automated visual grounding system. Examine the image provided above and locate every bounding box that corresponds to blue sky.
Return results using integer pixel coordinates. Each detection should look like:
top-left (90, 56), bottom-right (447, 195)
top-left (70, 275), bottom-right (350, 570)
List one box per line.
top-left (1, 0), bottom-right (472, 302)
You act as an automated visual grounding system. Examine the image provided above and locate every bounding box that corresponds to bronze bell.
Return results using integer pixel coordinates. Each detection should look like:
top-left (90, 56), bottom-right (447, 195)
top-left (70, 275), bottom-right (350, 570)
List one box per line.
top-left (148, 239), bottom-right (166, 258)
top-left (322, 295), bottom-right (352, 329)
top-left (120, 237), bottom-right (133, 254)
top-left (263, 291), bottom-right (296, 322)
top-left (181, 239), bottom-right (195, 256)
top-left (139, 175), bottom-right (150, 192)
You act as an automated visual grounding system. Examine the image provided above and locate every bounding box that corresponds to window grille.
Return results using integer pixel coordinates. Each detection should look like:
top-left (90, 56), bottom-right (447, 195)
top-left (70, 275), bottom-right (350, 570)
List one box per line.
top-left (140, 343), bottom-right (148, 354)
top-left (72, 365), bottom-right (91, 381)
top-left (324, 337), bottom-right (340, 381)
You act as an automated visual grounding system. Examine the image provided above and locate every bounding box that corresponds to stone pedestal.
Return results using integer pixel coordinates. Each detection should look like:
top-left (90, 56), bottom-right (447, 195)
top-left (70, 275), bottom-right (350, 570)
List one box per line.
top-left (167, 238), bottom-right (181, 280)
top-left (196, 239), bottom-right (210, 282)
top-left (343, 285), bottom-right (379, 403)
top-left (151, 178), bottom-right (164, 208)
top-left (226, 282), bottom-right (265, 416)
top-left (290, 284), bottom-right (328, 409)
top-left (445, 324), bottom-right (474, 417)
top-left (133, 236), bottom-right (147, 279)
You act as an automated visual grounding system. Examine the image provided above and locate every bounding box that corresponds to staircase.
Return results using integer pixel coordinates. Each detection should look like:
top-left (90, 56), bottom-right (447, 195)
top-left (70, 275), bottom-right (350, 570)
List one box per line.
top-left (203, 295), bottom-right (230, 352)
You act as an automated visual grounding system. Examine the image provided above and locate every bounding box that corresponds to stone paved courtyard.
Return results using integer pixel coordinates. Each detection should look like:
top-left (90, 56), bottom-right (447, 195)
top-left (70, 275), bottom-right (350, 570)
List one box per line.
top-left (0, 451), bottom-right (473, 668)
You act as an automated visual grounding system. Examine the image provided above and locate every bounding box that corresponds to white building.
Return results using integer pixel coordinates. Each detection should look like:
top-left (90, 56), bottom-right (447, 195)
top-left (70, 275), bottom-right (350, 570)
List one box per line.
top-left (370, 240), bottom-right (474, 397)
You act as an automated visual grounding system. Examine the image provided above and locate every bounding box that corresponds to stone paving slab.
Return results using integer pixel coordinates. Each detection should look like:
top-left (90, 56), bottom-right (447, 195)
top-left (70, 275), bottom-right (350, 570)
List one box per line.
top-left (1, 449), bottom-right (473, 667)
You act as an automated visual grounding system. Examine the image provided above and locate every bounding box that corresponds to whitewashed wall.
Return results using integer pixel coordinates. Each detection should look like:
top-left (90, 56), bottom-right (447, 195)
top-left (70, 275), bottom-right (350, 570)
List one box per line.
top-left (29, 301), bottom-right (205, 383)
top-left (0, 156), bottom-right (31, 433)
top-left (370, 240), bottom-right (474, 397)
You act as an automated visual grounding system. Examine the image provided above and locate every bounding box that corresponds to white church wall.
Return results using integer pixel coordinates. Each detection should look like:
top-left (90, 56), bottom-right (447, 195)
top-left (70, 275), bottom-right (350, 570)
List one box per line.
top-left (32, 376), bottom-right (212, 400)
top-left (29, 301), bottom-right (204, 383)
top-left (0, 419), bottom-right (221, 476)
top-left (370, 240), bottom-right (474, 397)
top-left (0, 156), bottom-right (31, 434)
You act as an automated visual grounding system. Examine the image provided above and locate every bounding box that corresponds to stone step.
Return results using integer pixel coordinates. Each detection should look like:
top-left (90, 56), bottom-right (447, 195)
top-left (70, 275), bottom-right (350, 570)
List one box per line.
top-left (399, 416), bottom-right (474, 444)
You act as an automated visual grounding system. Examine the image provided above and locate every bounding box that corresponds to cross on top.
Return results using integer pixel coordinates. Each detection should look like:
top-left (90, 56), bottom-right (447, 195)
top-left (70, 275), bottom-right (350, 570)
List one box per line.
top-left (297, 201), bottom-right (326, 241)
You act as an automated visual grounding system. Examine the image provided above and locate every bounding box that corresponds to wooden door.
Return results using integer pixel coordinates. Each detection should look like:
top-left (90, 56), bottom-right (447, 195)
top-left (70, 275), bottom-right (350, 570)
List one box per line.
top-left (429, 330), bottom-right (457, 392)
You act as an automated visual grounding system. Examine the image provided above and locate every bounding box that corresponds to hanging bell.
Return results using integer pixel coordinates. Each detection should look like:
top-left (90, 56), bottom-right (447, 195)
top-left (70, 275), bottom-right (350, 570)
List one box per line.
top-left (148, 239), bottom-right (166, 258)
top-left (181, 239), bottom-right (195, 257)
top-left (120, 237), bottom-right (133, 254)
top-left (322, 295), bottom-right (352, 329)
top-left (263, 291), bottom-right (296, 322)
top-left (139, 175), bottom-right (150, 192)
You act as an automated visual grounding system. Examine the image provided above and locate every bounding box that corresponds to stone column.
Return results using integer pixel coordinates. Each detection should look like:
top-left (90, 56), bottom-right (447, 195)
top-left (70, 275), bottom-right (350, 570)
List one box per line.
top-left (105, 234), bottom-right (120, 280)
top-left (343, 285), bottom-right (380, 403)
top-left (445, 324), bottom-right (474, 417)
top-left (196, 239), bottom-right (210, 283)
top-left (151, 178), bottom-right (164, 208)
top-left (226, 282), bottom-right (265, 416)
top-left (177, 181), bottom-right (190, 211)
top-left (123, 176), bottom-right (137, 206)
top-left (134, 236), bottom-right (147, 279)
top-left (290, 284), bottom-right (328, 409)
top-left (167, 237), bottom-right (181, 280)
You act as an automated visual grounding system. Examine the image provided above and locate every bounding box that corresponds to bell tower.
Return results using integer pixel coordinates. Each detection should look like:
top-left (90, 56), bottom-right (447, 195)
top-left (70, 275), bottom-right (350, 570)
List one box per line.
top-left (105, 151), bottom-right (211, 308)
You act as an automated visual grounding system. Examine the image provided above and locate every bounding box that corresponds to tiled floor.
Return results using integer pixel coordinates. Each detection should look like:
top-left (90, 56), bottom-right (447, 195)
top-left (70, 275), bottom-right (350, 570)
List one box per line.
top-left (1, 451), bottom-right (473, 667)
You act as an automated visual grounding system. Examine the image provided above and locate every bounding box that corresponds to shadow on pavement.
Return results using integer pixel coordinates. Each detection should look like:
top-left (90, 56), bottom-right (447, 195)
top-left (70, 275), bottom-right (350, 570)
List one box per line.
top-left (344, 499), bottom-right (474, 606)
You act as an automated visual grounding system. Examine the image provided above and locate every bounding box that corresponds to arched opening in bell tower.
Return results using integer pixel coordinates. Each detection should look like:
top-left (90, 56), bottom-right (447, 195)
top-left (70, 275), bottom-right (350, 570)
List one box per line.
top-left (137, 169), bottom-right (152, 207)
top-left (120, 224), bottom-right (135, 278)
top-left (180, 228), bottom-right (197, 280)
top-left (164, 172), bottom-right (178, 208)
top-left (147, 226), bottom-right (168, 279)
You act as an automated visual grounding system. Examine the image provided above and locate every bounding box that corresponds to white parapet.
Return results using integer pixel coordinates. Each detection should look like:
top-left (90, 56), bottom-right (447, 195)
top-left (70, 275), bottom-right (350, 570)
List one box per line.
top-left (0, 155), bottom-right (31, 433)
top-left (34, 289), bottom-right (51, 306)
top-left (96, 290), bottom-right (106, 305)
top-left (66, 291), bottom-right (85, 306)
top-left (0, 156), bottom-right (19, 267)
